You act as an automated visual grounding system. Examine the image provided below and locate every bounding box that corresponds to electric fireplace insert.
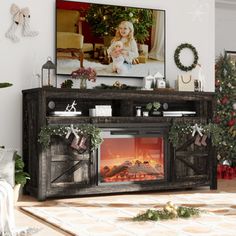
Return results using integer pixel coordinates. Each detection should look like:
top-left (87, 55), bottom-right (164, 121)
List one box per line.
top-left (97, 124), bottom-right (169, 185)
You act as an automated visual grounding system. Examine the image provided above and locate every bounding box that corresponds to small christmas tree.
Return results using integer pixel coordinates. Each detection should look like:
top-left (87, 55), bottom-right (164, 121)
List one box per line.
top-left (215, 54), bottom-right (236, 165)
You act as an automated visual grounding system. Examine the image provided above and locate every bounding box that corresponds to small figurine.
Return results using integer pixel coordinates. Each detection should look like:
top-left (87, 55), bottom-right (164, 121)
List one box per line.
top-left (65, 100), bottom-right (77, 112)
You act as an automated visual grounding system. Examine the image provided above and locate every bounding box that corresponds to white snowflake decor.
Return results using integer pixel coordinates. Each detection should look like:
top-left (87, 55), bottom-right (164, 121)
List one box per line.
top-left (188, 0), bottom-right (209, 22)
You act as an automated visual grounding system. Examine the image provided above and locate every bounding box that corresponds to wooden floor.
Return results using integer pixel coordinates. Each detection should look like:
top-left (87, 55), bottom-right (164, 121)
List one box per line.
top-left (15, 179), bottom-right (236, 236)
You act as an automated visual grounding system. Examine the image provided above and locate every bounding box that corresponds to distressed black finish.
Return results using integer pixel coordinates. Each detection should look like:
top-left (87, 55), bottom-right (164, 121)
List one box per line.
top-left (22, 88), bottom-right (216, 200)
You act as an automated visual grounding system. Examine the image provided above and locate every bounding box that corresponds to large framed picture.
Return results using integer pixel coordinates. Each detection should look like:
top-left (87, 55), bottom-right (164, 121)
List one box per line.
top-left (56, 0), bottom-right (165, 78)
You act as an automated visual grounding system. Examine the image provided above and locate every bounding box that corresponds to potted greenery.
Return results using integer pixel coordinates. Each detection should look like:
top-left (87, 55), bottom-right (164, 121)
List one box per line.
top-left (14, 153), bottom-right (30, 202)
top-left (146, 101), bottom-right (161, 116)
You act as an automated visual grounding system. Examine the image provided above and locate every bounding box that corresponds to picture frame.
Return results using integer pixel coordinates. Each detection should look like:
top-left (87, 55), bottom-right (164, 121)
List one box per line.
top-left (56, 0), bottom-right (166, 79)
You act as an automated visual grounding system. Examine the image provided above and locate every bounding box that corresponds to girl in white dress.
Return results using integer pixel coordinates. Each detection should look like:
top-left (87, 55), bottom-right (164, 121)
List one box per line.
top-left (107, 21), bottom-right (139, 73)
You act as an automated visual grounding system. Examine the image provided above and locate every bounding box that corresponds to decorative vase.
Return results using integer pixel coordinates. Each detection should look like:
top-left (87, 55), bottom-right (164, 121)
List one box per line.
top-left (80, 78), bottom-right (87, 89)
top-left (14, 184), bottom-right (21, 204)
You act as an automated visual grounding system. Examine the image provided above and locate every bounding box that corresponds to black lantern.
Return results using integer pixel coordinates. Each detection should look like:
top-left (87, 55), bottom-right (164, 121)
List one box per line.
top-left (41, 57), bottom-right (56, 87)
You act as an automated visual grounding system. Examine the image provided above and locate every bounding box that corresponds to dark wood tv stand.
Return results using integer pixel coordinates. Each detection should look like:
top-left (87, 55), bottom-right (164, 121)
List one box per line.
top-left (22, 88), bottom-right (217, 200)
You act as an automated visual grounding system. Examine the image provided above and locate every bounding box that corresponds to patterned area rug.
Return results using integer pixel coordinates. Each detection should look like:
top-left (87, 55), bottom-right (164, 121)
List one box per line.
top-left (21, 192), bottom-right (236, 236)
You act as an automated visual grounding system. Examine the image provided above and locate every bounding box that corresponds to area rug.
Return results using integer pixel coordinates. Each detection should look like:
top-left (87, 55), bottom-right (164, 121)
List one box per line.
top-left (21, 192), bottom-right (236, 236)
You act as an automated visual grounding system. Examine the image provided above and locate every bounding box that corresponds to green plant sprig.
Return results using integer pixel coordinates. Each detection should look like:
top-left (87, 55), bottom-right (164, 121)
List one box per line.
top-left (133, 206), bottom-right (201, 221)
top-left (0, 82), bottom-right (13, 88)
top-left (38, 124), bottom-right (103, 150)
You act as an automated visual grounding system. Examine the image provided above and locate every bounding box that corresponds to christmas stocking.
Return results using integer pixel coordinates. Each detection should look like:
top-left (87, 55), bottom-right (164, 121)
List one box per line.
top-left (5, 4), bottom-right (23, 42)
top-left (70, 135), bottom-right (87, 152)
top-left (5, 22), bottom-right (20, 42)
top-left (201, 134), bottom-right (207, 146)
top-left (22, 12), bottom-right (38, 37)
top-left (70, 136), bottom-right (80, 150)
top-left (194, 134), bottom-right (202, 146)
top-left (77, 136), bottom-right (87, 150)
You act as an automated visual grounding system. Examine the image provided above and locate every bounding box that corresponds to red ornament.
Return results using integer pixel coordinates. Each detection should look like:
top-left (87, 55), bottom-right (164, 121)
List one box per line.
top-left (231, 111), bottom-right (236, 117)
top-left (228, 119), bottom-right (235, 127)
top-left (214, 116), bottom-right (221, 124)
top-left (221, 96), bottom-right (229, 105)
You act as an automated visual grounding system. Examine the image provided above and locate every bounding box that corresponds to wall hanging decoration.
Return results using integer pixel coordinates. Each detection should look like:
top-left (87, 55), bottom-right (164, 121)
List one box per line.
top-left (5, 3), bottom-right (38, 43)
top-left (174, 43), bottom-right (199, 72)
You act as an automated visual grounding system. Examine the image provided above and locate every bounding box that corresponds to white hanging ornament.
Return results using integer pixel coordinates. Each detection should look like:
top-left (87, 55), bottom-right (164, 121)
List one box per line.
top-left (223, 68), bottom-right (227, 77)
top-left (233, 103), bottom-right (236, 111)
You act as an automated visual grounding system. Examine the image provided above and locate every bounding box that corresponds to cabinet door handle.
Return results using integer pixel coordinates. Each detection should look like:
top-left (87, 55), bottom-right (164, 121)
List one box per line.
top-left (145, 131), bottom-right (161, 135)
top-left (110, 131), bottom-right (139, 135)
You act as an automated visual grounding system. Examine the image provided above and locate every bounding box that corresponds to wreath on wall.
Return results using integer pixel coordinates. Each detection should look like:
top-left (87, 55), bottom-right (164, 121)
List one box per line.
top-left (174, 43), bottom-right (199, 72)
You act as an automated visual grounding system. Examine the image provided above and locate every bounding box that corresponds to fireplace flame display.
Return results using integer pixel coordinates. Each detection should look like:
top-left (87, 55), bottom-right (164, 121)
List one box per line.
top-left (100, 137), bottom-right (164, 183)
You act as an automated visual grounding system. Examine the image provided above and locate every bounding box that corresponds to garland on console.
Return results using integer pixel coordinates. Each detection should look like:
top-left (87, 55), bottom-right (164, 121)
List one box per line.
top-left (38, 124), bottom-right (103, 151)
top-left (174, 43), bottom-right (199, 72)
top-left (169, 122), bottom-right (223, 147)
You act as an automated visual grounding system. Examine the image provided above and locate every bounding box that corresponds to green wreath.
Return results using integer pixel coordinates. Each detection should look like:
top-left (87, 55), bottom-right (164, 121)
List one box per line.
top-left (174, 43), bottom-right (199, 72)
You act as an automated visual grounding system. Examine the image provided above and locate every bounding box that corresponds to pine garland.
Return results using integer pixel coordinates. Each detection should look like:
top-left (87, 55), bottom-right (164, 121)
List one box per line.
top-left (169, 122), bottom-right (223, 147)
top-left (38, 124), bottom-right (103, 150)
top-left (133, 202), bottom-right (202, 221)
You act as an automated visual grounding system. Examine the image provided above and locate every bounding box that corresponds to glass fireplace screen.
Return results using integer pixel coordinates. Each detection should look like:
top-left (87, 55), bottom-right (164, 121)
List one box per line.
top-left (99, 137), bottom-right (164, 183)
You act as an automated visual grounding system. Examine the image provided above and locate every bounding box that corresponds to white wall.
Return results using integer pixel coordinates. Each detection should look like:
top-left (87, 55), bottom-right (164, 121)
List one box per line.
top-left (0, 0), bottom-right (215, 153)
top-left (215, 5), bottom-right (236, 57)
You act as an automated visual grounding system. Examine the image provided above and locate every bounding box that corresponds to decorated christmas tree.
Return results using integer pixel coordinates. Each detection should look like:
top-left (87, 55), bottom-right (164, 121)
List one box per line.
top-left (85, 5), bottom-right (153, 44)
top-left (215, 54), bottom-right (236, 165)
